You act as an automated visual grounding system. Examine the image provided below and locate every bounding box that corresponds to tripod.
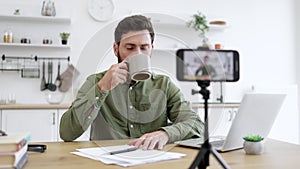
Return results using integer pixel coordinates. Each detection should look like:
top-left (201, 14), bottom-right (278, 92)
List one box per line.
top-left (189, 80), bottom-right (230, 169)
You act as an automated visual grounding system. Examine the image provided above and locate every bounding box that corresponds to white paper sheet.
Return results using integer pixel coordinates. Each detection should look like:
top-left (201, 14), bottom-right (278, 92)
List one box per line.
top-left (71, 144), bottom-right (186, 167)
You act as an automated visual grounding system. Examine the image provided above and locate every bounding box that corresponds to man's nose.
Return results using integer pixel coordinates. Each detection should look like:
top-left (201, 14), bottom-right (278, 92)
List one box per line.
top-left (134, 49), bottom-right (143, 55)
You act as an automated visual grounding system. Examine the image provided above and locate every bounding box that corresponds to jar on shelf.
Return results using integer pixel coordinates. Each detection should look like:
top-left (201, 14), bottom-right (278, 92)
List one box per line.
top-left (3, 31), bottom-right (8, 43)
top-left (3, 30), bottom-right (14, 43)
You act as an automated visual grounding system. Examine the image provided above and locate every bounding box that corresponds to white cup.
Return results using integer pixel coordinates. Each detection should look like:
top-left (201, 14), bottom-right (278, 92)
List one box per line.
top-left (0, 95), bottom-right (6, 104)
top-left (125, 54), bottom-right (152, 81)
top-left (7, 93), bottom-right (16, 104)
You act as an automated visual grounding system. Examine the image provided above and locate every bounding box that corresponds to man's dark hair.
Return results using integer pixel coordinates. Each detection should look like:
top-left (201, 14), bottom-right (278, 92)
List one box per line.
top-left (114, 15), bottom-right (155, 45)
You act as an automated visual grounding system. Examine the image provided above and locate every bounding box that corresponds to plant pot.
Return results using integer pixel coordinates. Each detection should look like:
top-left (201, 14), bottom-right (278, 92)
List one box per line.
top-left (243, 141), bottom-right (264, 155)
top-left (61, 39), bottom-right (68, 45)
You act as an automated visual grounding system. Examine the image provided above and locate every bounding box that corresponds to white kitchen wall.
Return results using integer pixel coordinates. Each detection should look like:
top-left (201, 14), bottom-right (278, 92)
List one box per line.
top-left (0, 0), bottom-right (299, 142)
top-left (1, 0), bottom-right (296, 103)
top-left (295, 0), bottom-right (300, 144)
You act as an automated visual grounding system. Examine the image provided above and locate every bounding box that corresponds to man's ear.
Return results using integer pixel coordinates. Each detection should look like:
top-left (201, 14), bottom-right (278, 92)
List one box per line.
top-left (113, 43), bottom-right (118, 56)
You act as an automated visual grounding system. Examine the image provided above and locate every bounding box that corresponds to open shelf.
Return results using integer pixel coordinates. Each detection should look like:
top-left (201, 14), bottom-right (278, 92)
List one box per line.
top-left (0, 14), bottom-right (71, 23)
top-left (208, 24), bottom-right (230, 31)
top-left (0, 43), bottom-right (70, 49)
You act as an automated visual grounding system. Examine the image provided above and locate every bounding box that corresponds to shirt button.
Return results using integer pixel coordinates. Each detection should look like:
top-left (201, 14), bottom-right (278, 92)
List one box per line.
top-left (95, 97), bottom-right (99, 100)
top-left (129, 87), bottom-right (133, 90)
top-left (88, 116), bottom-right (91, 119)
top-left (129, 105), bottom-right (133, 109)
top-left (130, 124), bottom-right (133, 128)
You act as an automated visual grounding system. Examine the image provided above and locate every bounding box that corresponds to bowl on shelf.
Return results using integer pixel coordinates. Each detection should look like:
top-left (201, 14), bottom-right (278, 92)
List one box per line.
top-left (45, 91), bottom-right (65, 104)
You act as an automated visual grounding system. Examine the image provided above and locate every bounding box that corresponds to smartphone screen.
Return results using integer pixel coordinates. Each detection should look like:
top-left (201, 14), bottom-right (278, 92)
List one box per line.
top-left (176, 49), bottom-right (240, 82)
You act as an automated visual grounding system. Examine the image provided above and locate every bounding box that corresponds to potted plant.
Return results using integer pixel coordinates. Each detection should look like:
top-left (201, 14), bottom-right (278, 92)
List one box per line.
top-left (187, 11), bottom-right (210, 48)
top-left (243, 134), bottom-right (264, 155)
top-left (60, 32), bottom-right (70, 45)
top-left (14, 9), bottom-right (20, 15)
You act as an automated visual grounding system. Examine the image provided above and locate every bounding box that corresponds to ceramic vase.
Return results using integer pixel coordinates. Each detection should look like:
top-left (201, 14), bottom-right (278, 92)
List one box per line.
top-left (243, 141), bottom-right (264, 155)
top-left (61, 40), bottom-right (68, 45)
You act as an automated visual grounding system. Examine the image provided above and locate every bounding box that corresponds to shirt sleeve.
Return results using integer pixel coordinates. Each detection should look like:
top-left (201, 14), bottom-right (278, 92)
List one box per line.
top-left (160, 80), bottom-right (204, 143)
top-left (59, 74), bottom-right (109, 141)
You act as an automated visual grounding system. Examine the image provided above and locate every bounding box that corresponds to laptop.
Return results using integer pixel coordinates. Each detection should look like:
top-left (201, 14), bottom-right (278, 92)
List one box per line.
top-left (175, 93), bottom-right (286, 152)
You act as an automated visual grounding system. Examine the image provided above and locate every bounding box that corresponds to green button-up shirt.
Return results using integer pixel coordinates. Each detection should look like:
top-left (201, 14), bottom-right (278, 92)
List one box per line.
top-left (60, 72), bottom-right (204, 143)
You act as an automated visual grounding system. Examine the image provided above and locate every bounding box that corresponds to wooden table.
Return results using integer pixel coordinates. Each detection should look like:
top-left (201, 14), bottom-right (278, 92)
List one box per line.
top-left (25, 139), bottom-right (300, 169)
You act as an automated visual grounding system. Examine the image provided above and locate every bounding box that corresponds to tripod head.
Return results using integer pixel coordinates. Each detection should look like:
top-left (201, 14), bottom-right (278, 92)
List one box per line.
top-left (191, 80), bottom-right (211, 100)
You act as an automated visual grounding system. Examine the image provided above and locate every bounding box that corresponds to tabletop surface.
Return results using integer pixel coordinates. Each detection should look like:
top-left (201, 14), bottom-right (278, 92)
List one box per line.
top-left (24, 139), bottom-right (300, 169)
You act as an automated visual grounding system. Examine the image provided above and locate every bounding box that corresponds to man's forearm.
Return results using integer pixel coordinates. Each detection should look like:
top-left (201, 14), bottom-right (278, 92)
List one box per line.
top-left (59, 74), bottom-right (108, 141)
top-left (161, 112), bottom-right (204, 143)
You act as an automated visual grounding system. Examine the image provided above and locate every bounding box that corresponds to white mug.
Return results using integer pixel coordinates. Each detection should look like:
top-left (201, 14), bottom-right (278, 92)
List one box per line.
top-left (125, 54), bottom-right (152, 81)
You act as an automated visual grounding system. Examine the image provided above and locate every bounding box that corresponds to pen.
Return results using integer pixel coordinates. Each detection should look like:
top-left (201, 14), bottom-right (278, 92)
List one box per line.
top-left (109, 147), bottom-right (138, 155)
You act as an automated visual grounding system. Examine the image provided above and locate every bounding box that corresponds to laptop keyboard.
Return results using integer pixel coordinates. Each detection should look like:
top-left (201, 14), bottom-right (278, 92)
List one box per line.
top-left (210, 140), bottom-right (225, 148)
top-left (175, 136), bottom-right (225, 149)
top-left (181, 137), bottom-right (225, 147)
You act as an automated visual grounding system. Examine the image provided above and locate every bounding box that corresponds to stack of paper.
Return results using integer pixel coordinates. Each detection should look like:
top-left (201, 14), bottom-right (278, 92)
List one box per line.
top-left (71, 145), bottom-right (185, 167)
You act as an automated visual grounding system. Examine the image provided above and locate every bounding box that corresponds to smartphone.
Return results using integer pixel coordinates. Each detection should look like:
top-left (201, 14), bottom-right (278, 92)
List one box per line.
top-left (176, 49), bottom-right (240, 82)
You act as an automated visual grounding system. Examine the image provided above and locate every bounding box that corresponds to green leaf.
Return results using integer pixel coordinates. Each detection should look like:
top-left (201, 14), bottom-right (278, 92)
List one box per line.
top-left (186, 11), bottom-right (209, 40)
top-left (243, 134), bottom-right (264, 142)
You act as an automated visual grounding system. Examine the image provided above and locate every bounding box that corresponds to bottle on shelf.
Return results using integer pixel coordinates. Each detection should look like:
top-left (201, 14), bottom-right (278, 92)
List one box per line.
top-left (3, 30), bottom-right (14, 43)
top-left (3, 31), bottom-right (8, 43)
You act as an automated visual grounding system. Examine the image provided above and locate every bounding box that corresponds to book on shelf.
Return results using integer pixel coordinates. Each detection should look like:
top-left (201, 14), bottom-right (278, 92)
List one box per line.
top-left (0, 132), bottom-right (31, 152)
top-left (0, 144), bottom-right (28, 168)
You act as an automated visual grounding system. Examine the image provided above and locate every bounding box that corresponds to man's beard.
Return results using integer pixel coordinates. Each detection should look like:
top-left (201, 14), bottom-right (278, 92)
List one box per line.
top-left (116, 49), bottom-right (122, 63)
top-left (117, 53), bottom-right (122, 63)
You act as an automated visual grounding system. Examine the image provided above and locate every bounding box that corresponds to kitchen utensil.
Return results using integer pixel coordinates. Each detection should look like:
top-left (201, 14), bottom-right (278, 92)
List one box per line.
top-left (21, 59), bottom-right (40, 78)
top-left (40, 61), bottom-right (47, 91)
top-left (21, 68), bottom-right (40, 78)
top-left (47, 61), bottom-right (57, 91)
top-left (54, 61), bottom-right (61, 87)
top-left (59, 64), bottom-right (80, 92)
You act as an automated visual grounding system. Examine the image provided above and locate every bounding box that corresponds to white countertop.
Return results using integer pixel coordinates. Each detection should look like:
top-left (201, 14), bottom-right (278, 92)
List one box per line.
top-left (0, 104), bottom-right (70, 109)
top-left (0, 102), bottom-right (239, 110)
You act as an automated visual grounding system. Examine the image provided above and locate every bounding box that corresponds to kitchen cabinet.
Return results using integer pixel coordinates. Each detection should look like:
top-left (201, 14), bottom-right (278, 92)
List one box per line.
top-left (208, 107), bottom-right (237, 136)
top-left (0, 108), bottom-right (90, 142)
top-left (0, 104), bottom-right (238, 142)
top-left (193, 104), bottom-right (239, 137)
top-left (0, 110), bottom-right (2, 131)
top-left (1, 109), bottom-right (58, 142)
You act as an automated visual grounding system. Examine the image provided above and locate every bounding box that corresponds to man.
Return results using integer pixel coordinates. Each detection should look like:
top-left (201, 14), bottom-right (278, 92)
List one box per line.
top-left (195, 55), bottom-right (216, 80)
top-left (60, 15), bottom-right (204, 150)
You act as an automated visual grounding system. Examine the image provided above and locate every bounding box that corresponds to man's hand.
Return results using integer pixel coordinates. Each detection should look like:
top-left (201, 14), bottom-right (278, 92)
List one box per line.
top-left (97, 61), bottom-right (128, 91)
top-left (128, 130), bottom-right (169, 150)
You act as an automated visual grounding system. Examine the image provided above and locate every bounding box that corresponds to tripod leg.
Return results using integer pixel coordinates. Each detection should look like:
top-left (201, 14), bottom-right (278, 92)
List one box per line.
top-left (210, 147), bottom-right (231, 169)
top-left (189, 148), bottom-right (209, 169)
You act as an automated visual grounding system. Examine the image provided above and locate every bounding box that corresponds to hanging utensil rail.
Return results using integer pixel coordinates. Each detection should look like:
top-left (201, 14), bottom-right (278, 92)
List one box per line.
top-left (1, 54), bottom-right (70, 62)
top-left (0, 54), bottom-right (70, 72)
